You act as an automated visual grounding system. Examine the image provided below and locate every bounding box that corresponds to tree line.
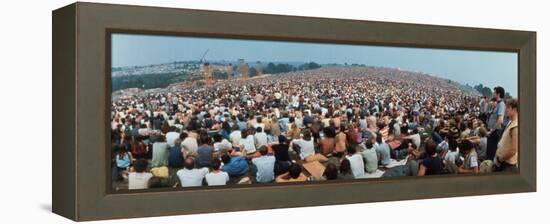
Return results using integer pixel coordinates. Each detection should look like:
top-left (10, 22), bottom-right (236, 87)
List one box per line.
top-left (111, 62), bottom-right (323, 92)
top-left (473, 83), bottom-right (512, 98)
top-left (262, 62), bottom-right (322, 74)
top-left (111, 72), bottom-right (189, 92)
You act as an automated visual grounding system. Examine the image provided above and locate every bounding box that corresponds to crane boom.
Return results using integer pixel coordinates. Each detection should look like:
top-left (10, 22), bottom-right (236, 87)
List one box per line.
top-left (199, 49), bottom-right (209, 63)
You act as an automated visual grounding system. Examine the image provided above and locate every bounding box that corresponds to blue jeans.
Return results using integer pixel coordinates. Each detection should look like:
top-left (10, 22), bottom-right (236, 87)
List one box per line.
top-left (431, 131), bottom-right (443, 145)
top-left (221, 129), bottom-right (231, 140)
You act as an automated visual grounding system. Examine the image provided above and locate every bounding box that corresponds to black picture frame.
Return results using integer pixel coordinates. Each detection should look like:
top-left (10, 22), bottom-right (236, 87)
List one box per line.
top-left (53, 2), bottom-right (536, 221)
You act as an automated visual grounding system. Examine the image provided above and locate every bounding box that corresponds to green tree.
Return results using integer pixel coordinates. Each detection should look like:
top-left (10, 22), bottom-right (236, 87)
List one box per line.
top-left (249, 67), bottom-right (257, 77)
top-left (111, 72), bottom-right (189, 92)
top-left (474, 84), bottom-right (493, 97)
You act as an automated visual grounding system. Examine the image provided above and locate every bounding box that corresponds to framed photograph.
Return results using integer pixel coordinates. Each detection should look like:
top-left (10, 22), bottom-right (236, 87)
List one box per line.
top-left (52, 2), bottom-right (536, 221)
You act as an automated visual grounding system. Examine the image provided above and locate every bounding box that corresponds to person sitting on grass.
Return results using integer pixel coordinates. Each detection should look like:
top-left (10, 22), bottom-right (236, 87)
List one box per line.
top-left (272, 135), bottom-right (292, 176)
top-left (323, 163), bottom-right (339, 180)
top-left (338, 158), bottom-right (355, 180)
top-left (221, 153), bottom-right (249, 178)
top-left (458, 140), bottom-right (479, 174)
top-left (292, 129), bottom-right (327, 162)
top-left (205, 158), bottom-right (229, 186)
top-left (252, 146), bottom-right (276, 183)
top-left (375, 133), bottom-right (391, 167)
top-left (275, 163), bottom-right (308, 183)
top-left (417, 140), bottom-right (443, 176)
top-left (239, 128), bottom-right (257, 155)
top-left (320, 127), bottom-right (336, 157)
top-left (213, 133), bottom-right (232, 154)
top-left (128, 159), bottom-right (153, 190)
top-left (197, 133), bottom-right (214, 168)
top-left (176, 157), bottom-right (208, 187)
top-left (361, 140), bottom-right (379, 174)
top-left (180, 132), bottom-right (198, 159)
top-left (168, 139), bottom-right (184, 168)
top-left (151, 135), bottom-right (169, 168)
top-left (335, 125), bottom-right (347, 156)
top-left (115, 144), bottom-right (132, 181)
top-left (229, 124), bottom-right (242, 149)
top-left (130, 135), bottom-right (148, 159)
top-left (443, 139), bottom-right (459, 166)
top-left (468, 127), bottom-right (488, 161)
top-left (254, 126), bottom-right (269, 149)
top-left (346, 145), bottom-right (365, 178)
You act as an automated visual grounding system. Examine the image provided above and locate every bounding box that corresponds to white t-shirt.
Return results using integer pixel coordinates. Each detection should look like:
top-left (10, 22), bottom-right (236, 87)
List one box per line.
top-left (229, 130), bottom-right (242, 147)
top-left (213, 139), bottom-right (233, 152)
top-left (409, 134), bottom-right (421, 149)
top-left (177, 167), bottom-right (209, 187)
top-left (166, 131), bottom-right (180, 147)
top-left (254, 132), bottom-right (269, 148)
top-left (292, 138), bottom-right (315, 160)
top-left (469, 156), bottom-right (478, 167)
top-left (346, 154), bottom-right (365, 178)
top-left (167, 119), bottom-right (175, 127)
top-left (445, 150), bottom-right (459, 163)
top-left (128, 172), bottom-right (154, 190)
top-left (239, 135), bottom-right (256, 154)
top-left (205, 171), bottom-right (230, 186)
top-left (181, 137), bottom-right (198, 155)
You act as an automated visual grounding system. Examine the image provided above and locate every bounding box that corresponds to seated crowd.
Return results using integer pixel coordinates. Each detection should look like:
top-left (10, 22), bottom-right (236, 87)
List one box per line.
top-left (110, 67), bottom-right (519, 190)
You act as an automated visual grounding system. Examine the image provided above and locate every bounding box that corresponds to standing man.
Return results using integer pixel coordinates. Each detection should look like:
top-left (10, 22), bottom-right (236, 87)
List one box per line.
top-left (479, 96), bottom-right (489, 122)
top-left (486, 86), bottom-right (506, 161)
top-left (495, 99), bottom-right (519, 172)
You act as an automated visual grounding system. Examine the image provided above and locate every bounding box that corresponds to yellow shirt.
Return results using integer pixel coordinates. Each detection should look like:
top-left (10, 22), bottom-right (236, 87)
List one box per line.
top-left (262, 117), bottom-right (271, 130)
top-left (151, 166), bottom-right (169, 178)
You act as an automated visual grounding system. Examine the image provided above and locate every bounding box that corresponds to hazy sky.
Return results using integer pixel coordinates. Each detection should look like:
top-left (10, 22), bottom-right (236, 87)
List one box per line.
top-left (112, 34), bottom-right (518, 96)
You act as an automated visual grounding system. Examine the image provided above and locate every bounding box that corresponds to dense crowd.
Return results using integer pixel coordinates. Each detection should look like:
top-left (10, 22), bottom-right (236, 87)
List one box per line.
top-left (110, 66), bottom-right (519, 190)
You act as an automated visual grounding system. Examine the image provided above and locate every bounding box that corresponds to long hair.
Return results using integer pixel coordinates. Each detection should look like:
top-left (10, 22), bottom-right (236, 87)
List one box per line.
top-left (117, 144), bottom-right (128, 160)
top-left (339, 158), bottom-right (352, 175)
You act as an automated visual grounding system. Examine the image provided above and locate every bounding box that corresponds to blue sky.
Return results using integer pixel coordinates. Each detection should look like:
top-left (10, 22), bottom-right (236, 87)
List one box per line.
top-left (112, 34), bottom-right (518, 96)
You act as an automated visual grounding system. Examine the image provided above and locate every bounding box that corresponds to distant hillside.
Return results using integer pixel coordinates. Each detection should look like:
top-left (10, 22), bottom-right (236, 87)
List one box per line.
top-left (111, 64), bottom-right (481, 98)
top-left (111, 72), bottom-right (190, 92)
